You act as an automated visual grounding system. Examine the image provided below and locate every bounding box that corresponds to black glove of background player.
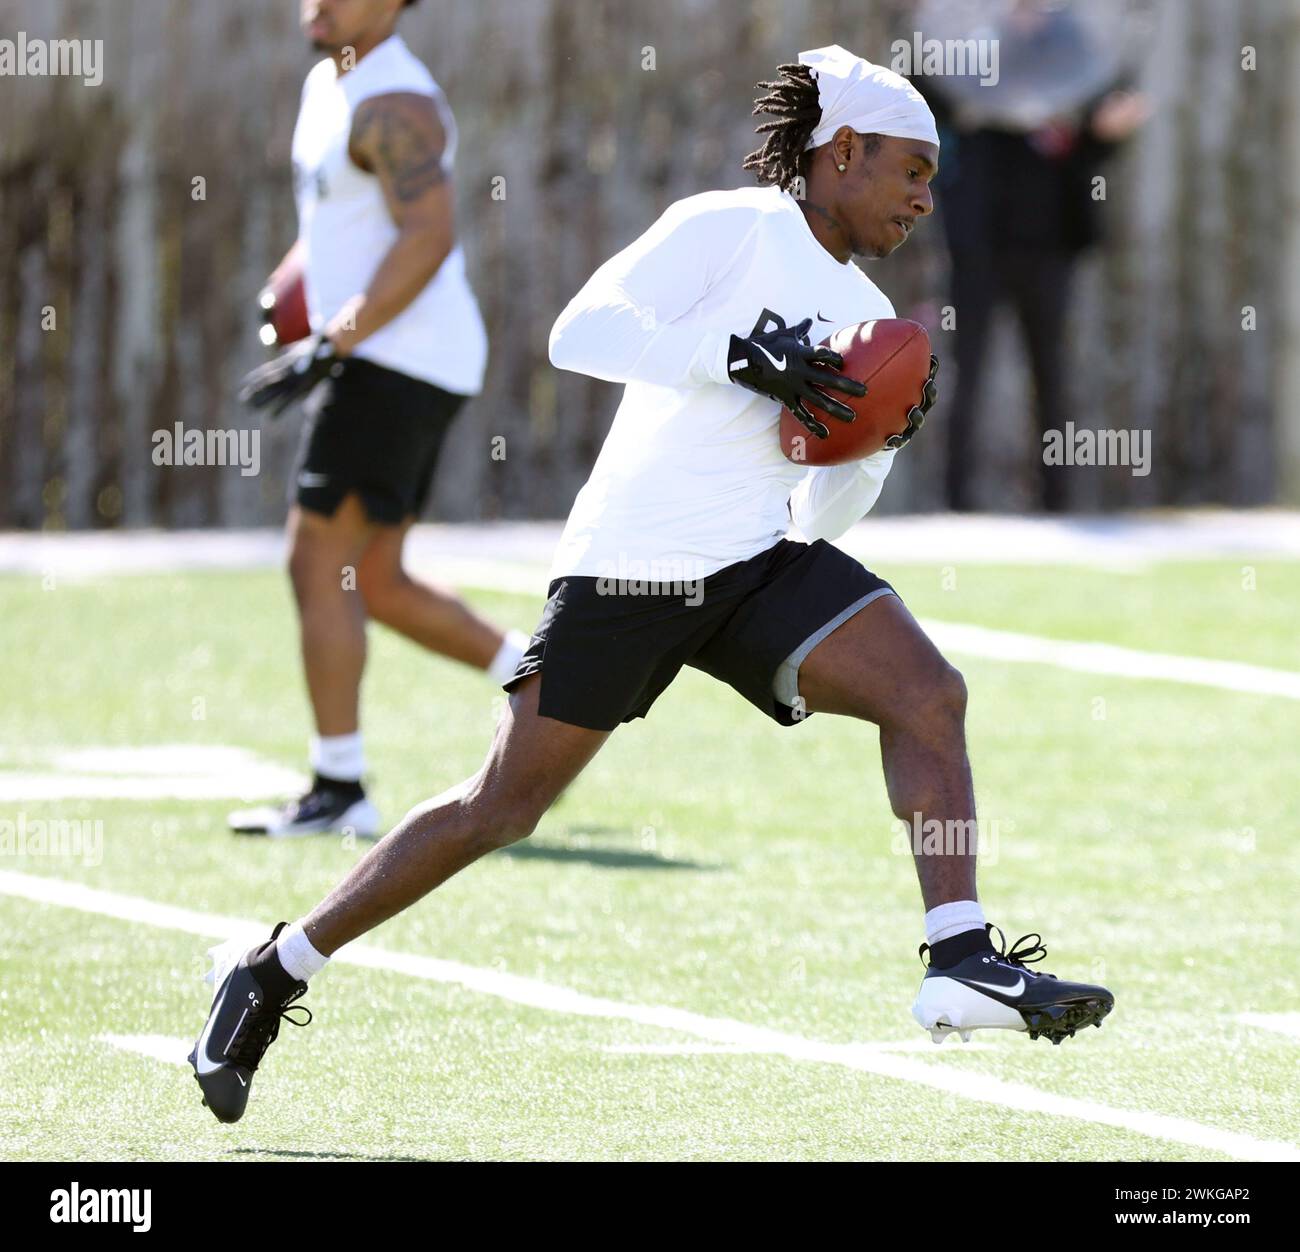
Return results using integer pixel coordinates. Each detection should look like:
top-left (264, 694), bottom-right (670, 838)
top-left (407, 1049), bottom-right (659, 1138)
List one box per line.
top-left (238, 333), bottom-right (340, 419)
top-left (727, 312), bottom-right (866, 440)
top-left (884, 354), bottom-right (939, 450)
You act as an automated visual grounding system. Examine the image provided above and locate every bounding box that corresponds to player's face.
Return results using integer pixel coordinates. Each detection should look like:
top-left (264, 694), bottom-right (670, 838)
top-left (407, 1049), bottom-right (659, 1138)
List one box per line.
top-left (842, 136), bottom-right (938, 260)
top-left (301, 0), bottom-right (400, 53)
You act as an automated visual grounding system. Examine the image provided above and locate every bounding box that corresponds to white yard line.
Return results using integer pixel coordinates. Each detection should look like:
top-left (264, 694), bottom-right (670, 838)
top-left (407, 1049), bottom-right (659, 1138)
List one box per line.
top-left (601, 1039), bottom-right (998, 1055)
top-left (1237, 1013), bottom-right (1300, 1041)
top-left (0, 774), bottom-right (306, 802)
top-left (98, 1034), bottom-right (192, 1066)
top-left (0, 744), bottom-right (304, 802)
top-left (4, 869), bottom-right (1297, 1162)
top-left (918, 620), bottom-right (1300, 701)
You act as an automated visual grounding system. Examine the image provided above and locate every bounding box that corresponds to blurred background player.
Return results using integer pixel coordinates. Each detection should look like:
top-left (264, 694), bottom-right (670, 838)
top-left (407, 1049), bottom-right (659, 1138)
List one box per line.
top-left (233, 0), bottom-right (527, 837)
top-left (922, 0), bottom-right (1149, 511)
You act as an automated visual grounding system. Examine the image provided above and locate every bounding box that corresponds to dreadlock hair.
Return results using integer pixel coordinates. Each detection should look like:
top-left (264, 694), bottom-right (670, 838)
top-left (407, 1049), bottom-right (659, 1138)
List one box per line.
top-left (742, 63), bottom-right (822, 192)
top-left (742, 61), bottom-right (883, 191)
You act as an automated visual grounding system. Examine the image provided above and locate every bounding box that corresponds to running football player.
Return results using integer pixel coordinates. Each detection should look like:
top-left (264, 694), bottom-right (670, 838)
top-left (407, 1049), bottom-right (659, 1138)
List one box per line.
top-left (231, 0), bottom-right (528, 838)
top-left (192, 45), bottom-right (1113, 1122)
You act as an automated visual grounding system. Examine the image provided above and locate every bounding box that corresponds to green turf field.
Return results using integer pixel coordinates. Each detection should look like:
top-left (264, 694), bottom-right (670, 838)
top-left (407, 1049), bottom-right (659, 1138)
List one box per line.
top-left (1, 558), bottom-right (1297, 1161)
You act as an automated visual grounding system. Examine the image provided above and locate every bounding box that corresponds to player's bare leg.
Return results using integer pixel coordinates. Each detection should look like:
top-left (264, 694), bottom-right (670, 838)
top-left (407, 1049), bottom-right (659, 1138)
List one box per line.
top-left (226, 493), bottom-right (386, 839)
top-left (193, 672), bottom-right (608, 1119)
top-left (355, 520), bottom-right (507, 670)
top-left (797, 592), bottom-right (1113, 1044)
top-left (304, 673), bottom-right (608, 951)
top-left (796, 592), bottom-right (975, 910)
top-left (231, 497), bottom-right (527, 839)
top-left (287, 492), bottom-right (377, 737)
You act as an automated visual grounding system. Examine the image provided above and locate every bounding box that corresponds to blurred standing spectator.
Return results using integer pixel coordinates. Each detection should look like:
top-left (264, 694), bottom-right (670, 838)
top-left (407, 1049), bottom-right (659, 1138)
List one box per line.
top-left (922, 0), bottom-right (1149, 511)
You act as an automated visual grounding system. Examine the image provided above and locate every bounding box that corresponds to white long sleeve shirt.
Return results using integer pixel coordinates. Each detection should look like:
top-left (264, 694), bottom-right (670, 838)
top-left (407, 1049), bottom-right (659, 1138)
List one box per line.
top-left (547, 184), bottom-right (896, 582)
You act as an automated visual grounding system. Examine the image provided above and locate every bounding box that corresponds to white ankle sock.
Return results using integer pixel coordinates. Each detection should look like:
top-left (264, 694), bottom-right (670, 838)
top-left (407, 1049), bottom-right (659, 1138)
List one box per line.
top-left (309, 732), bottom-right (364, 783)
top-left (277, 920), bottom-right (330, 982)
top-left (924, 900), bottom-right (986, 946)
top-left (487, 629), bottom-right (530, 684)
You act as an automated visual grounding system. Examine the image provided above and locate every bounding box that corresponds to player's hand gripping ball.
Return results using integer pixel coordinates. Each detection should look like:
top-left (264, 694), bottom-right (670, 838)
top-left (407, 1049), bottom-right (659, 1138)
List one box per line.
top-left (780, 319), bottom-right (937, 466)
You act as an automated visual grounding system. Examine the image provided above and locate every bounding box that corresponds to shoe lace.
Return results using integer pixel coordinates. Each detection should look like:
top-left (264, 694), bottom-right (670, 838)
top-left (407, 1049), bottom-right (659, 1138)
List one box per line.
top-left (227, 984), bottom-right (313, 1073)
top-left (917, 924), bottom-right (1051, 971)
top-left (989, 925), bottom-right (1055, 978)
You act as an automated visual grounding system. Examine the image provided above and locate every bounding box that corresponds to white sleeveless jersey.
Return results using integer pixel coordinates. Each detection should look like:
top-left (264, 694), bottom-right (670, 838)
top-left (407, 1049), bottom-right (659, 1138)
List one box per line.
top-left (291, 34), bottom-right (487, 395)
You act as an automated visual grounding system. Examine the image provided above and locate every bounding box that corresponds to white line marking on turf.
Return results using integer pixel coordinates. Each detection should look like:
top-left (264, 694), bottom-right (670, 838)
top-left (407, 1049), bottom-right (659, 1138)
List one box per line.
top-left (0, 745), bottom-right (304, 802)
top-left (4, 869), bottom-right (1297, 1162)
top-left (918, 619), bottom-right (1300, 701)
top-left (98, 1034), bottom-right (191, 1066)
top-left (1237, 1013), bottom-right (1300, 1041)
top-left (602, 1039), bottom-right (999, 1055)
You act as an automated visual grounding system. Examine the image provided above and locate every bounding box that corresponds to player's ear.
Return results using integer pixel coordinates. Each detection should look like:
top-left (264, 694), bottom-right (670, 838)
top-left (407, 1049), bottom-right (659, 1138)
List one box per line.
top-left (831, 126), bottom-right (856, 173)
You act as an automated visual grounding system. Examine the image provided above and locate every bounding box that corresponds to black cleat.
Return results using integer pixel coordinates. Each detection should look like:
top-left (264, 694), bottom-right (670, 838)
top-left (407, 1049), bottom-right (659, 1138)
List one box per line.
top-left (228, 783), bottom-right (379, 838)
top-left (912, 925), bottom-right (1114, 1045)
top-left (187, 923), bottom-right (312, 1122)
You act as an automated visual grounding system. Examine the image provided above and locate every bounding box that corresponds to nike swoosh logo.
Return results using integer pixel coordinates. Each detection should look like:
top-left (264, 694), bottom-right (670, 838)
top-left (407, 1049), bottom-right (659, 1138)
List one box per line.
top-left (960, 975), bottom-right (1026, 997)
top-left (753, 343), bottom-right (787, 371)
top-left (193, 982), bottom-right (237, 1076)
top-left (816, 311), bottom-right (833, 323)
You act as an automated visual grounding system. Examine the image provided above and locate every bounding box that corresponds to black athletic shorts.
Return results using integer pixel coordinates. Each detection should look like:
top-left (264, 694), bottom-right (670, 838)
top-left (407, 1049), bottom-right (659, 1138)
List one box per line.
top-left (503, 538), bottom-right (897, 731)
top-left (291, 357), bottom-right (468, 524)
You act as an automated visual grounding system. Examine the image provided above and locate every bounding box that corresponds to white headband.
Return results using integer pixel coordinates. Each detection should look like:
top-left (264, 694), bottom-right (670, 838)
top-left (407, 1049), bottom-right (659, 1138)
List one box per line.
top-left (799, 45), bottom-right (939, 151)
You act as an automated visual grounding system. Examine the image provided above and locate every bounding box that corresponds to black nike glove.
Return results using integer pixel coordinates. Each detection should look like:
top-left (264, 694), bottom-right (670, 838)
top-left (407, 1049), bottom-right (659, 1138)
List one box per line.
top-left (238, 333), bottom-right (340, 418)
top-left (727, 312), bottom-right (866, 440)
top-left (885, 354), bottom-right (939, 450)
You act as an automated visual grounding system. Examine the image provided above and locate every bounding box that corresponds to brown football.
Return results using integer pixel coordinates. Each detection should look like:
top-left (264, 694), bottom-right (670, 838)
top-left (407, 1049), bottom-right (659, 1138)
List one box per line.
top-left (258, 254), bottom-right (311, 348)
top-left (780, 318), bottom-right (932, 466)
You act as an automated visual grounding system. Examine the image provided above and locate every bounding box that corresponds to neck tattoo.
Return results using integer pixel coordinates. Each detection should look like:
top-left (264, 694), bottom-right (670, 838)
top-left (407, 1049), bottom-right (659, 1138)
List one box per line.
top-left (800, 201), bottom-right (849, 259)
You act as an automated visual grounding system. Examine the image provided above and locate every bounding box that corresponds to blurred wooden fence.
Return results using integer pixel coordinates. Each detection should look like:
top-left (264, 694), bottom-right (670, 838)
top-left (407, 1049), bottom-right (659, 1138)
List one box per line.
top-left (1, 0), bottom-right (1297, 528)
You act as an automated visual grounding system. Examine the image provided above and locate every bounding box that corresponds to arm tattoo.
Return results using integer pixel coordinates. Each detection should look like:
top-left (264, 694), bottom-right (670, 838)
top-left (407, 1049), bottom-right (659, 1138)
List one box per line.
top-left (351, 94), bottom-right (448, 203)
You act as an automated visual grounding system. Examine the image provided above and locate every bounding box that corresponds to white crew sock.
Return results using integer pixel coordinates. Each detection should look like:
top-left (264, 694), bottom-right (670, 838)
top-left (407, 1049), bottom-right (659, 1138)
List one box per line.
top-left (924, 900), bottom-right (987, 946)
top-left (276, 919), bottom-right (330, 982)
top-left (487, 629), bottom-right (530, 685)
top-left (309, 732), bottom-right (365, 783)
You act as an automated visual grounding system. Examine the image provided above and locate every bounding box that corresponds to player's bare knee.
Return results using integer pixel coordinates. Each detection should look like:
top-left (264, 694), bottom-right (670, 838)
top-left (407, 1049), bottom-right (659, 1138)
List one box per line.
top-left (888, 659), bottom-right (966, 739)
top-left (356, 565), bottom-right (404, 625)
top-left (939, 661), bottom-right (967, 715)
top-left (922, 661), bottom-right (967, 734)
top-left (481, 796), bottom-right (542, 850)
top-left (463, 775), bottom-right (544, 850)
